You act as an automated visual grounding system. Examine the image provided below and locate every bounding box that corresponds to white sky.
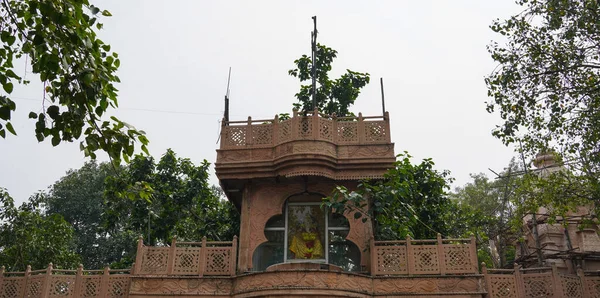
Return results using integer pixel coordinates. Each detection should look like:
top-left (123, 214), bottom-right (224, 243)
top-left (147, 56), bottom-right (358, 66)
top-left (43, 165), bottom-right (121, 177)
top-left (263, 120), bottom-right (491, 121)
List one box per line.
top-left (0, 1), bottom-right (522, 205)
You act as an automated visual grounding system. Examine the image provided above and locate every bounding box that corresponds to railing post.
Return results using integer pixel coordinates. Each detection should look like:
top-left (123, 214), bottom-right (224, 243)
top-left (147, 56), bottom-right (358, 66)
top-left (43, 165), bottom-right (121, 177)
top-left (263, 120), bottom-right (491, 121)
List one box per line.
top-left (578, 267), bottom-right (590, 298)
top-left (246, 117), bottom-right (253, 146)
top-left (437, 234), bottom-right (446, 275)
top-left (134, 236), bottom-right (144, 275)
top-left (74, 264), bottom-right (83, 298)
top-left (199, 236), bottom-right (207, 277)
top-left (273, 114), bottom-right (279, 145)
top-left (357, 112), bottom-right (365, 144)
top-left (99, 266), bottom-right (110, 298)
top-left (167, 236), bottom-right (177, 275)
top-left (370, 238), bottom-right (377, 275)
top-left (332, 113), bottom-right (338, 143)
top-left (291, 108), bottom-right (299, 140)
top-left (406, 236), bottom-right (413, 276)
top-left (551, 263), bottom-right (563, 298)
top-left (312, 107), bottom-right (319, 140)
top-left (21, 265), bottom-right (31, 298)
top-left (514, 263), bottom-right (525, 297)
top-left (470, 236), bottom-right (478, 273)
top-left (481, 264), bottom-right (491, 298)
top-left (40, 263), bottom-right (53, 298)
top-left (231, 236), bottom-right (238, 276)
top-left (384, 111), bottom-right (391, 142)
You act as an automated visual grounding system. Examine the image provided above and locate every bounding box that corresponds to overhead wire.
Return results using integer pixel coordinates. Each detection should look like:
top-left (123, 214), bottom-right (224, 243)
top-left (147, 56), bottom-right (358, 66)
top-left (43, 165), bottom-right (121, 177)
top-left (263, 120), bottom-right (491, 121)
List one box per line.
top-left (10, 95), bottom-right (273, 118)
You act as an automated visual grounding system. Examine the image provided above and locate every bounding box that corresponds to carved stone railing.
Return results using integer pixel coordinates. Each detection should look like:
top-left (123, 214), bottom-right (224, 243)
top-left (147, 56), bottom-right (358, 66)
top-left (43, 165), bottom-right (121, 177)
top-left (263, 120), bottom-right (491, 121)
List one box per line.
top-left (133, 236), bottom-right (238, 276)
top-left (0, 264), bottom-right (130, 298)
top-left (370, 234), bottom-right (478, 275)
top-left (220, 109), bottom-right (391, 150)
top-left (481, 264), bottom-right (600, 298)
top-left (216, 109), bottom-right (395, 181)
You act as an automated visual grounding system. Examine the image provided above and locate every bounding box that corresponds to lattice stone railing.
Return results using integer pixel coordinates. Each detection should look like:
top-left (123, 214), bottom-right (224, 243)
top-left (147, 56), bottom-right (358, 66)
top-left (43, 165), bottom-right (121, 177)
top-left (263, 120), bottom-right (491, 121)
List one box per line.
top-left (0, 264), bottom-right (130, 298)
top-left (134, 236), bottom-right (237, 276)
top-left (220, 109), bottom-right (391, 149)
top-left (482, 264), bottom-right (600, 298)
top-left (370, 234), bottom-right (478, 275)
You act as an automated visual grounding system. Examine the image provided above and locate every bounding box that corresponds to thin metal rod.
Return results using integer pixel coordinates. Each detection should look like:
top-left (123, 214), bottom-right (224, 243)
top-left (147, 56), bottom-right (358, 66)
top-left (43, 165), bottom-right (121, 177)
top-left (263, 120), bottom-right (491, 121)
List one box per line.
top-left (380, 77), bottom-right (386, 115)
top-left (224, 67), bottom-right (231, 123)
top-left (311, 16), bottom-right (317, 111)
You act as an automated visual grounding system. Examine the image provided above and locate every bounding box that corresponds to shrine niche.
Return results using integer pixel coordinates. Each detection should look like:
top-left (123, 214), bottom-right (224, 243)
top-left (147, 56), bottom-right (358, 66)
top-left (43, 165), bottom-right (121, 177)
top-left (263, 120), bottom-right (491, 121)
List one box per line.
top-left (252, 192), bottom-right (361, 272)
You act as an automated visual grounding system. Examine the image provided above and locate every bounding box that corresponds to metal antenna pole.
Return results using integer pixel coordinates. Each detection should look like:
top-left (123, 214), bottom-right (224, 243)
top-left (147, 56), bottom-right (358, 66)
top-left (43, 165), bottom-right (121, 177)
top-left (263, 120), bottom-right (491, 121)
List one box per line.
top-left (311, 16), bottom-right (317, 111)
top-left (224, 67), bottom-right (232, 124)
top-left (380, 77), bottom-right (386, 115)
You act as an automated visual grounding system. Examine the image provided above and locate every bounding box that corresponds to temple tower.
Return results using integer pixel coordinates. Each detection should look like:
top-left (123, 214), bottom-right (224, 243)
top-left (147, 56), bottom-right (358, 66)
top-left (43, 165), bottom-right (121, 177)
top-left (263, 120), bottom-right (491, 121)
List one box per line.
top-left (215, 108), bottom-right (395, 273)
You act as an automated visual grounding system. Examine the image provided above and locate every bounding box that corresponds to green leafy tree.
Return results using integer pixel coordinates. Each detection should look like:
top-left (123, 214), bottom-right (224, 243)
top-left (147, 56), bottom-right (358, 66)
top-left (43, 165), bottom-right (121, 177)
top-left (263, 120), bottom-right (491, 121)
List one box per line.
top-left (324, 152), bottom-right (457, 240)
top-left (512, 166), bottom-right (594, 231)
top-left (0, 0), bottom-right (147, 162)
top-left (451, 160), bottom-right (522, 268)
top-left (104, 149), bottom-right (239, 247)
top-left (288, 44), bottom-right (370, 116)
top-left (43, 161), bottom-right (137, 269)
top-left (0, 189), bottom-right (79, 271)
top-left (486, 0), bottom-right (600, 185)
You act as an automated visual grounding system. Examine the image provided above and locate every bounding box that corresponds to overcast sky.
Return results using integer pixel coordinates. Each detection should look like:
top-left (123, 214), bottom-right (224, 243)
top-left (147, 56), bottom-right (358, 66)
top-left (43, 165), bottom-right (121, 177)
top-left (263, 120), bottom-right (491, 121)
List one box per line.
top-left (1, 1), bottom-right (522, 205)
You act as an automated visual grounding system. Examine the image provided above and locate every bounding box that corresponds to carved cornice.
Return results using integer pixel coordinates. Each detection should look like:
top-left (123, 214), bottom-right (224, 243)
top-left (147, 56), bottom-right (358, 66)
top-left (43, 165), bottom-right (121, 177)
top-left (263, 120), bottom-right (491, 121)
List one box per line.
top-left (216, 141), bottom-right (395, 181)
top-left (129, 271), bottom-right (485, 297)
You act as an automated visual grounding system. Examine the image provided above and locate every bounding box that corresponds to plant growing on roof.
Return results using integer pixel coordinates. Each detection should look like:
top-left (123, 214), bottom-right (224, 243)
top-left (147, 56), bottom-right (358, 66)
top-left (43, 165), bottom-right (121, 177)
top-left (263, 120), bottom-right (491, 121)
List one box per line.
top-left (288, 44), bottom-right (370, 117)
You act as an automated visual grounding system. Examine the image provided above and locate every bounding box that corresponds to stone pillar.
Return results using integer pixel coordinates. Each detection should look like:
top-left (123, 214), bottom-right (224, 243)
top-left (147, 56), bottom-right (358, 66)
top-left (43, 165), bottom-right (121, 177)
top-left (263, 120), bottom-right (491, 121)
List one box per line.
top-left (237, 184), bottom-right (253, 272)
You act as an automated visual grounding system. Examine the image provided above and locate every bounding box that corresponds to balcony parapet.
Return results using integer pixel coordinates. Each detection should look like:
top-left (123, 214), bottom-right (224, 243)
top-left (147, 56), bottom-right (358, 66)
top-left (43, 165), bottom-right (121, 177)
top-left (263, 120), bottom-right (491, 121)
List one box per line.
top-left (371, 234), bottom-right (479, 276)
top-left (133, 236), bottom-right (237, 277)
top-left (216, 109), bottom-right (395, 181)
top-left (220, 109), bottom-right (391, 149)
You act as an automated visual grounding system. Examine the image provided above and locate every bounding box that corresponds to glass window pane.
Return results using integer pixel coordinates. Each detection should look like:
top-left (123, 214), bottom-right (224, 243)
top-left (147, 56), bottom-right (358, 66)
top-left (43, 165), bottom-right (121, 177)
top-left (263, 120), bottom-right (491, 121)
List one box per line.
top-left (266, 215), bottom-right (284, 228)
top-left (253, 231), bottom-right (284, 271)
top-left (328, 230), bottom-right (361, 272)
top-left (287, 205), bottom-right (325, 260)
top-left (328, 212), bottom-right (350, 228)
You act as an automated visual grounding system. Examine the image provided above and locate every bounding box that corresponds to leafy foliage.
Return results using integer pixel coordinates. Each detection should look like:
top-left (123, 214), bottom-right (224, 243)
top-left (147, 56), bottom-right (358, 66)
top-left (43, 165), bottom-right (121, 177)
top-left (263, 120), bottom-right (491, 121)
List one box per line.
top-left (513, 165), bottom-right (595, 230)
top-left (0, 0), bottom-right (147, 162)
top-left (324, 152), bottom-right (460, 240)
top-left (42, 161), bottom-right (137, 269)
top-left (288, 44), bottom-right (370, 116)
top-left (0, 150), bottom-right (239, 270)
top-left (450, 160), bottom-right (522, 268)
top-left (0, 189), bottom-right (79, 271)
top-left (486, 0), bottom-right (600, 182)
top-left (104, 149), bottom-right (239, 246)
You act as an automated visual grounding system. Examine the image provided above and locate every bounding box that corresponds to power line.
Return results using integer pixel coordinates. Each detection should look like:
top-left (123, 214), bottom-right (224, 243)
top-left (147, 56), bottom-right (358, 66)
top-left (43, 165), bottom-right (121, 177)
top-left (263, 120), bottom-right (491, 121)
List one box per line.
top-left (10, 95), bottom-right (270, 118)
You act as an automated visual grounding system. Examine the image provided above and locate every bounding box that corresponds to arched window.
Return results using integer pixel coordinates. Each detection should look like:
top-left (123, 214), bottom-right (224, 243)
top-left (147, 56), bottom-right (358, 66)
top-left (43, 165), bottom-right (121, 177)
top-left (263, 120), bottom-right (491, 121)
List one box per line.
top-left (252, 193), bottom-right (360, 272)
top-left (252, 215), bottom-right (284, 271)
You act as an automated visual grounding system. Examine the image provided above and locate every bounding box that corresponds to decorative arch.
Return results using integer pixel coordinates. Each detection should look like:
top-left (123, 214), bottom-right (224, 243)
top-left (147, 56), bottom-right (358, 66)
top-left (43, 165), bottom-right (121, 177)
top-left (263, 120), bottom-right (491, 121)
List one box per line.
top-left (248, 184), bottom-right (365, 271)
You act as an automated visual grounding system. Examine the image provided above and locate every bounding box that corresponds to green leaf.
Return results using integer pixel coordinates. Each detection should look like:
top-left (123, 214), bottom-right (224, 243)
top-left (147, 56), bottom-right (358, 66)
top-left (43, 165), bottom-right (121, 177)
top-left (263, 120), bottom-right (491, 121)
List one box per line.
top-left (0, 31), bottom-right (9, 43)
top-left (51, 135), bottom-right (61, 146)
top-left (90, 6), bottom-right (100, 15)
top-left (102, 10), bottom-right (112, 17)
top-left (0, 106), bottom-right (10, 120)
top-left (0, 129), bottom-right (5, 138)
top-left (3, 82), bottom-right (14, 94)
top-left (6, 122), bottom-right (16, 135)
top-left (83, 73), bottom-right (93, 85)
top-left (29, 112), bottom-right (37, 119)
top-left (6, 35), bottom-right (15, 46)
top-left (5, 70), bottom-right (19, 79)
top-left (47, 105), bottom-right (60, 119)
